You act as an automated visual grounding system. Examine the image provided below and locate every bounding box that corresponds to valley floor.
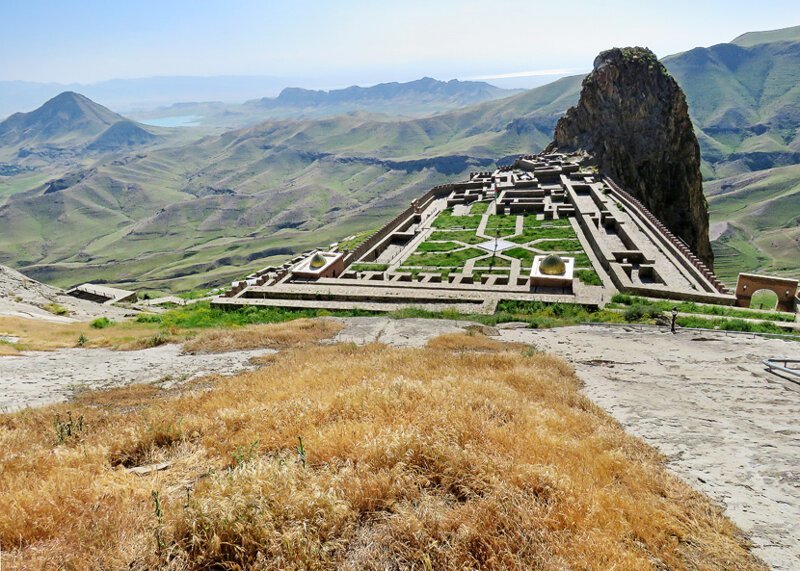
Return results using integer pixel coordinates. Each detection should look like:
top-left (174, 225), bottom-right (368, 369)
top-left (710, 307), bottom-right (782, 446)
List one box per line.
top-left (1, 317), bottom-right (797, 568)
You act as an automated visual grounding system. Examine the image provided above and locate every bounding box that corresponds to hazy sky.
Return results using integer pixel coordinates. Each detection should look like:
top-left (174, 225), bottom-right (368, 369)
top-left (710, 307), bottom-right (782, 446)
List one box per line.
top-left (2, 0), bottom-right (799, 87)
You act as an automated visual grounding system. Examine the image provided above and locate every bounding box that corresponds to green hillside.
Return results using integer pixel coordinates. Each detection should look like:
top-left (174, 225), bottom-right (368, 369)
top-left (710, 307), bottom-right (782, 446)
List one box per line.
top-left (731, 25), bottom-right (800, 47)
top-left (663, 34), bottom-right (800, 173)
top-left (707, 163), bottom-right (800, 283)
top-left (0, 76), bottom-right (585, 292)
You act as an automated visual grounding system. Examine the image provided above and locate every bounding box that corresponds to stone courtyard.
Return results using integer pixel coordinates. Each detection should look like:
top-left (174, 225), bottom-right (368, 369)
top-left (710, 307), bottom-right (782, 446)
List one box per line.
top-left (213, 153), bottom-right (735, 313)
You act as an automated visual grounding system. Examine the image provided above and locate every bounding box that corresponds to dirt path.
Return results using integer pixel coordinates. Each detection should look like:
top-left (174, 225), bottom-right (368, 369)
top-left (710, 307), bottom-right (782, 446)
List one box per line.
top-left (0, 344), bottom-right (274, 412)
top-left (499, 325), bottom-right (800, 571)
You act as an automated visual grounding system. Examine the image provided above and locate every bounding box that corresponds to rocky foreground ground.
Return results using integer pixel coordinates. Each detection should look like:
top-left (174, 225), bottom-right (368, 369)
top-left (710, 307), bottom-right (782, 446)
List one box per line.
top-left (0, 317), bottom-right (797, 570)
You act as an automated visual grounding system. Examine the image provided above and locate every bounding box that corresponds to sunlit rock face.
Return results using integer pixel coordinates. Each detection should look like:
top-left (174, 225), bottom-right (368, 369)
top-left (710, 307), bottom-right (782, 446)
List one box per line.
top-left (547, 47), bottom-right (714, 268)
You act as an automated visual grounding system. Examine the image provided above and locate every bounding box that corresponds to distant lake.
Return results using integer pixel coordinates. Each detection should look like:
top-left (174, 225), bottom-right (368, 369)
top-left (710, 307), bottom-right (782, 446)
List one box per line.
top-left (140, 115), bottom-right (203, 127)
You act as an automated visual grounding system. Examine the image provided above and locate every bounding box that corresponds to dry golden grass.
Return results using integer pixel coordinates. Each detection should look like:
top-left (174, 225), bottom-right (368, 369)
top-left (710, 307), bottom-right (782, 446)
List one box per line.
top-left (427, 329), bottom-right (530, 353)
top-left (182, 318), bottom-right (344, 353)
top-left (0, 315), bottom-right (172, 352)
top-left (0, 337), bottom-right (763, 570)
top-left (0, 342), bottom-right (19, 356)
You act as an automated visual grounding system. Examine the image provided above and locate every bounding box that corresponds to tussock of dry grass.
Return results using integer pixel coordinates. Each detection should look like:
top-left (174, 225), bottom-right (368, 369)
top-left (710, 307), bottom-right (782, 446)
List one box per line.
top-left (427, 330), bottom-right (530, 353)
top-left (181, 318), bottom-right (344, 353)
top-left (0, 339), bottom-right (762, 569)
top-left (0, 342), bottom-right (19, 356)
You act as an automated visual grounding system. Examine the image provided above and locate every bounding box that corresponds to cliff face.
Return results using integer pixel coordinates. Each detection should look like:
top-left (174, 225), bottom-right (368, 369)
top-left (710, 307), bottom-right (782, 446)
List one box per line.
top-left (547, 47), bottom-right (713, 267)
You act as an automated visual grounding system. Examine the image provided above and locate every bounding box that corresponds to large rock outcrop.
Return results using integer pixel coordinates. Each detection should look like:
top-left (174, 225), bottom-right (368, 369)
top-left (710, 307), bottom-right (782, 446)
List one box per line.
top-left (547, 47), bottom-right (714, 268)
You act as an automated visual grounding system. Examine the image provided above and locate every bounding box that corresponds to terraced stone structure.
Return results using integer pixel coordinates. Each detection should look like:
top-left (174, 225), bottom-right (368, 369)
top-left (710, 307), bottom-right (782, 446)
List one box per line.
top-left (214, 153), bottom-right (734, 314)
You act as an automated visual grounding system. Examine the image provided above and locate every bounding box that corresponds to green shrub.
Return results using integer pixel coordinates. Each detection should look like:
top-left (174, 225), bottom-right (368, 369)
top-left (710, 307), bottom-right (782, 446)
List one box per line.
top-left (90, 317), bottom-right (114, 329)
top-left (44, 303), bottom-right (69, 316)
top-left (623, 304), bottom-right (662, 322)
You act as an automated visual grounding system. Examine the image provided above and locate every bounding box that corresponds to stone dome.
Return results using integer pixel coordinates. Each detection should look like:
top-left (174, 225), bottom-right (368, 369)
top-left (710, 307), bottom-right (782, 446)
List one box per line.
top-left (309, 252), bottom-right (327, 269)
top-left (539, 254), bottom-right (566, 275)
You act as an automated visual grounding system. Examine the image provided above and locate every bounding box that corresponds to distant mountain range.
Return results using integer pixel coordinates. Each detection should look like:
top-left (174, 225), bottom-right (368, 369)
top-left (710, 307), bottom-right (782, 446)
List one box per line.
top-left (0, 27), bottom-right (798, 291)
top-left (0, 76), bottom-right (306, 118)
top-left (134, 78), bottom-right (521, 126)
top-left (244, 77), bottom-right (516, 114)
top-left (0, 76), bottom-right (521, 121)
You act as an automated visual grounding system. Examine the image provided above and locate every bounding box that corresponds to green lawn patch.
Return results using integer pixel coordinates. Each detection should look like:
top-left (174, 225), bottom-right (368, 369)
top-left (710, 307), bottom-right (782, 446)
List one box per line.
top-left (431, 209), bottom-right (482, 229)
top-left (404, 247), bottom-right (485, 267)
top-left (472, 270), bottom-right (510, 278)
top-left (473, 255), bottom-right (512, 268)
top-left (415, 241), bottom-right (462, 253)
top-left (484, 215), bottom-right (518, 235)
top-left (396, 267), bottom-right (451, 280)
top-left (504, 247), bottom-right (536, 267)
top-left (572, 253), bottom-right (592, 268)
top-left (523, 216), bottom-right (571, 228)
top-left (470, 201), bottom-right (490, 215)
top-left (349, 263), bottom-right (390, 272)
top-left (508, 226), bottom-right (576, 244)
top-left (576, 269), bottom-right (602, 286)
top-left (429, 230), bottom-right (484, 245)
top-left (532, 239), bottom-right (583, 252)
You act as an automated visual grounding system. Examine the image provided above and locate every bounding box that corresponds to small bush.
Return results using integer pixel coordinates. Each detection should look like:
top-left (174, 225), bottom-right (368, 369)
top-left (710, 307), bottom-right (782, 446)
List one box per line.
top-left (623, 304), bottom-right (662, 322)
top-left (44, 303), bottom-right (69, 316)
top-left (54, 411), bottom-right (84, 444)
top-left (136, 313), bottom-right (162, 324)
top-left (90, 317), bottom-right (114, 329)
top-left (145, 333), bottom-right (170, 348)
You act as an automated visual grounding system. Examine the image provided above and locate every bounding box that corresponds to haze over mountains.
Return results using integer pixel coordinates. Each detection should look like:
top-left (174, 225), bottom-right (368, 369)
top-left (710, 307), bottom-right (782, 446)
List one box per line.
top-left (0, 76), bottom-right (523, 121)
top-left (0, 26), bottom-right (798, 292)
top-left (134, 78), bottom-right (521, 127)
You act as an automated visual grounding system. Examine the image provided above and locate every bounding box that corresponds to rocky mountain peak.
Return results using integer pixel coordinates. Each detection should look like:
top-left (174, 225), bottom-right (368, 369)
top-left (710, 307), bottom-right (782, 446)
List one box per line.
top-left (0, 91), bottom-right (126, 146)
top-left (547, 47), bottom-right (714, 268)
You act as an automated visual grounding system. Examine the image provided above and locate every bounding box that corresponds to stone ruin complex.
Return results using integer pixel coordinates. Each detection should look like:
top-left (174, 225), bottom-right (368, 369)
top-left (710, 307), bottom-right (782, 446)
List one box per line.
top-left (212, 152), bottom-right (746, 315)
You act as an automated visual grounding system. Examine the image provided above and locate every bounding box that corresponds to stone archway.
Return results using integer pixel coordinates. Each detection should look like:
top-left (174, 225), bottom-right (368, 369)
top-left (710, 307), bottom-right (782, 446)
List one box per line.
top-left (749, 289), bottom-right (778, 310)
top-left (735, 273), bottom-right (798, 313)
